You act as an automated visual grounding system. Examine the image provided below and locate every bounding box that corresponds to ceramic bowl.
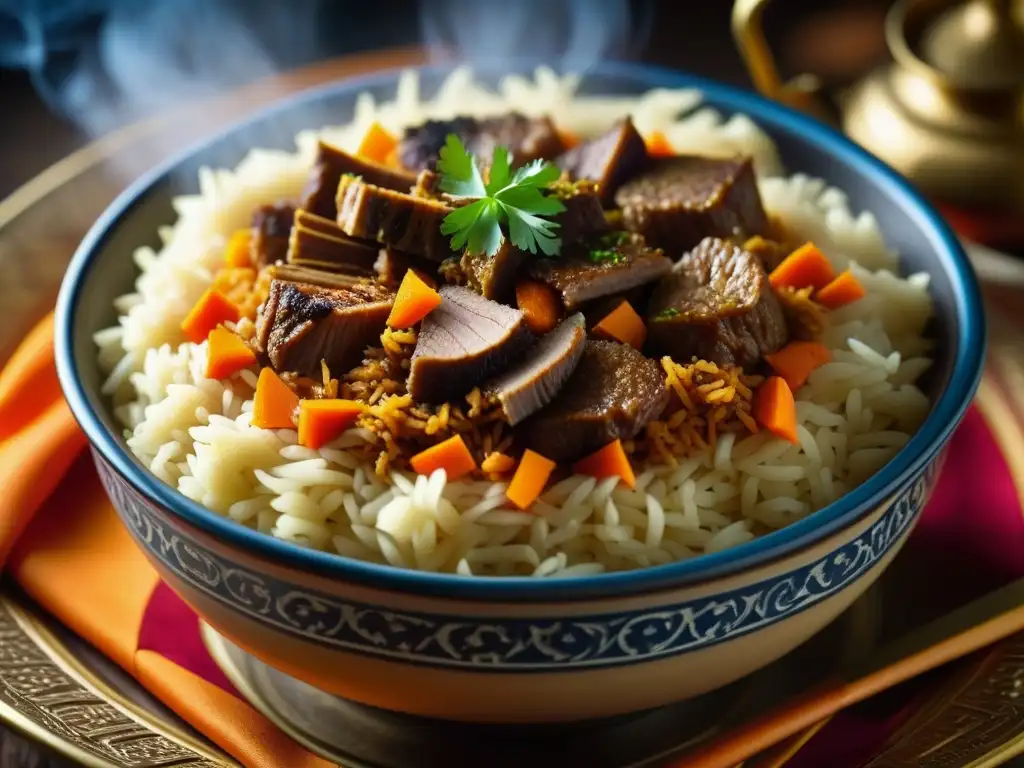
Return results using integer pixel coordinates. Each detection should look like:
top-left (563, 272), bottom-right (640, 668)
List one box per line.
top-left (55, 63), bottom-right (985, 723)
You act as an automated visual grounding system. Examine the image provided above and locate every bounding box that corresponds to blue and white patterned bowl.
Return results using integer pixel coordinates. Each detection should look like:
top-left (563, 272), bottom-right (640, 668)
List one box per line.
top-left (55, 63), bottom-right (985, 723)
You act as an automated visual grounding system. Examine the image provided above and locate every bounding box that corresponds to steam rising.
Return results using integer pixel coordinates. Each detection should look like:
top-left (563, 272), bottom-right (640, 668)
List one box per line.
top-left (419, 0), bottom-right (652, 71)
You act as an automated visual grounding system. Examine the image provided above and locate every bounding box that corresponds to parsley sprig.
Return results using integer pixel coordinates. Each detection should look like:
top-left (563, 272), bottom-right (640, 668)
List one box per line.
top-left (437, 135), bottom-right (566, 258)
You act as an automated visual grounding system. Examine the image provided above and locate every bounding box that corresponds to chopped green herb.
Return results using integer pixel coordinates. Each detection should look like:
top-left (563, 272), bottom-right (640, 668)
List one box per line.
top-left (598, 231), bottom-right (632, 248)
top-left (437, 134), bottom-right (566, 258)
top-left (587, 247), bottom-right (626, 265)
top-left (657, 307), bottom-right (681, 319)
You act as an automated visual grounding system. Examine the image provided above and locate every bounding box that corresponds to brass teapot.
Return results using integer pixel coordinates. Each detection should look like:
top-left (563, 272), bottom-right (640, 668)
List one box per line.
top-left (732, 0), bottom-right (1024, 239)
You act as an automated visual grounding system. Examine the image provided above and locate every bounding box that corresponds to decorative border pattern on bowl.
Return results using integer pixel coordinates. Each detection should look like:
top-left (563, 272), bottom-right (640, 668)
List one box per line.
top-left (95, 453), bottom-right (937, 672)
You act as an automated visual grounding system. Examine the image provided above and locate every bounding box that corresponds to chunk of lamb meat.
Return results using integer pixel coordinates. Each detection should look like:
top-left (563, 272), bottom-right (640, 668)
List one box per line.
top-left (520, 340), bottom-right (669, 463)
top-left (256, 278), bottom-right (394, 378)
top-left (336, 176), bottom-right (457, 262)
top-left (460, 242), bottom-right (526, 303)
top-left (286, 210), bottom-right (379, 277)
top-left (551, 181), bottom-right (610, 245)
top-left (251, 203), bottom-right (296, 268)
top-left (408, 286), bottom-right (533, 403)
top-left (398, 113), bottom-right (566, 172)
top-left (301, 140), bottom-right (418, 220)
top-left (528, 239), bottom-right (671, 310)
top-left (555, 118), bottom-right (649, 206)
top-left (614, 155), bottom-right (768, 256)
top-left (484, 314), bottom-right (586, 425)
top-left (646, 237), bottom-right (788, 369)
top-left (378, 248), bottom-right (439, 289)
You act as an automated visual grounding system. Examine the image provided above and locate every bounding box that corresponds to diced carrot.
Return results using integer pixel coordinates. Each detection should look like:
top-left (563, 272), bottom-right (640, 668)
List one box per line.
top-left (557, 128), bottom-right (580, 149)
top-left (251, 368), bottom-right (300, 429)
top-left (481, 451), bottom-right (517, 475)
top-left (181, 288), bottom-right (241, 344)
top-left (356, 121), bottom-right (399, 165)
top-left (754, 376), bottom-right (799, 443)
top-left (506, 450), bottom-right (557, 510)
top-left (573, 439), bottom-right (636, 489)
top-left (224, 229), bottom-right (254, 268)
top-left (297, 399), bottom-right (365, 450)
top-left (816, 269), bottom-right (866, 309)
top-left (515, 279), bottom-right (562, 335)
top-left (593, 300), bottom-right (647, 349)
top-left (769, 242), bottom-right (836, 292)
top-left (765, 341), bottom-right (832, 391)
top-left (205, 327), bottom-right (256, 380)
top-left (645, 130), bottom-right (674, 157)
top-left (410, 434), bottom-right (477, 480)
top-left (387, 270), bottom-right (442, 328)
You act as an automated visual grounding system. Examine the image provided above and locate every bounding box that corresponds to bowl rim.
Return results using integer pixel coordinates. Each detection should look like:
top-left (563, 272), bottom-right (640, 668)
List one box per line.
top-left (54, 60), bottom-right (986, 601)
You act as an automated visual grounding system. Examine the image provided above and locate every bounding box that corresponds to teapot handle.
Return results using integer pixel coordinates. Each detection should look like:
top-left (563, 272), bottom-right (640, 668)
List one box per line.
top-left (731, 0), bottom-right (839, 123)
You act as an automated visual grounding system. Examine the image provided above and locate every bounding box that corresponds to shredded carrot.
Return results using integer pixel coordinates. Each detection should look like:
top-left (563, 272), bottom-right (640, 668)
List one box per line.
top-left (753, 376), bottom-right (799, 443)
top-left (251, 368), bottom-right (300, 429)
top-left (224, 229), bottom-right (254, 268)
top-left (515, 279), bottom-right (561, 335)
top-left (593, 300), bottom-right (646, 349)
top-left (181, 288), bottom-right (241, 344)
top-left (816, 269), bottom-right (866, 309)
top-left (573, 439), bottom-right (636, 489)
top-left (409, 434), bottom-right (477, 480)
top-left (387, 270), bottom-right (442, 328)
top-left (481, 451), bottom-right (517, 474)
top-left (356, 121), bottom-right (398, 165)
top-left (645, 130), bottom-right (674, 157)
top-left (298, 399), bottom-right (366, 450)
top-left (506, 450), bottom-right (557, 510)
top-left (205, 327), bottom-right (256, 380)
top-left (765, 341), bottom-right (832, 392)
top-left (769, 242), bottom-right (836, 292)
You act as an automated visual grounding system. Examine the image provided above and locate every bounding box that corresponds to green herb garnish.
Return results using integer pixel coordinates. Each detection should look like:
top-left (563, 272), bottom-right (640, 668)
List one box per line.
top-left (587, 248), bottom-right (625, 265)
top-left (657, 307), bottom-right (681, 319)
top-left (437, 134), bottom-right (566, 258)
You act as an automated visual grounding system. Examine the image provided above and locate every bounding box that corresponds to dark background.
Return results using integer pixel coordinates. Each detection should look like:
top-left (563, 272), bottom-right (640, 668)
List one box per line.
top-left (0, 0), bottom-right (892, 199)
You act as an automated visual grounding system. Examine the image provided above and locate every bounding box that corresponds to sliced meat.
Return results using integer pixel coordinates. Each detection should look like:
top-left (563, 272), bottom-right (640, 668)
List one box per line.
top-left (398, 113), bottom-right (566, 172)
top-left (614, 155), bottom-right (768, 256)
top-left (461, 242), bottom-right (526, 302)
top-left (528, 239), bottom-right (671, 310)
top-left (267, 263), bottom-right (367, 290)
top-left (646, 237), bottom-right (788, 368)
top-left (378, 248), bottom-right (439, 288)
top-left (551, 180), bottom-right (610, 246)
top-left (520, 340), bottom-right (669, 463)
top-left (256, 278), bottom-right (393, 378)
top-left (336, 176), bottom-right (457, 262)
top-left (555, 118), bottom-right (649, 206)
top-left (742, 235), bottom-right (793, 273)
top-left (286, 210), bottom-right (379, 277)
top-left (408, 286), bottom-right (533, 403)
top-left (251, 203), bottom-right (296, 268)
top-left (301, 140), bottom-right (418, 220)
top-left (484, 314), bottom-right (586, 426)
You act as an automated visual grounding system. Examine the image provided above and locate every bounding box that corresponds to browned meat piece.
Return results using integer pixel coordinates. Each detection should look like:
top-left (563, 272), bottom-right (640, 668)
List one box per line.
top-left (267, 263), bottom-right (367, 290)
top-left (300, 140), bottom-right (419, 220)
top-left (251, 203), bottom-right (296, 268)
top-left (256, 278), bottom-right (393, 378)
top-left (408, 286), bottom-right (533, 403)
top-left (551, 180), bottom-right (610, 246)
top-left (286, 210), bottom-right (379, 277)
top-left (461, 242), bottom-right (526, 302)
top-left (528, 238), bottom-right (671, 310)
top-left (398, 113), bottom-right (566, 172)
top-left (615, 155), bottom-right (768, 256)
top-left (555, 118), bottom-right (649, 206)
top-left (412, 169), bottom-right (440, 198)
top-left (647, 237), bottom-right (788, 368)
top-left (520, 340), bottom-right (669, 463)
top-left (336, 176), bottom-right (457, 262)
top-left (378, 248), bottom-right (439, 288)
top-left (484, 314), bottom-right (586, 426)
top-left (742, 235), bottom-right (792, 273)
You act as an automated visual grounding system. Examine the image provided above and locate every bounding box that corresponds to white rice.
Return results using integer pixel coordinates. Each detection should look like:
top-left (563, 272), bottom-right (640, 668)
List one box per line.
top-left (95, 67), bottom-right (935, 577)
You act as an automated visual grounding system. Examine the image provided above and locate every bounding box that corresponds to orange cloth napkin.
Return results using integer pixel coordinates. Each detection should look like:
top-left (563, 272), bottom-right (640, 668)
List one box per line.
top-left (0, 313), bottom-right (332, 768)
